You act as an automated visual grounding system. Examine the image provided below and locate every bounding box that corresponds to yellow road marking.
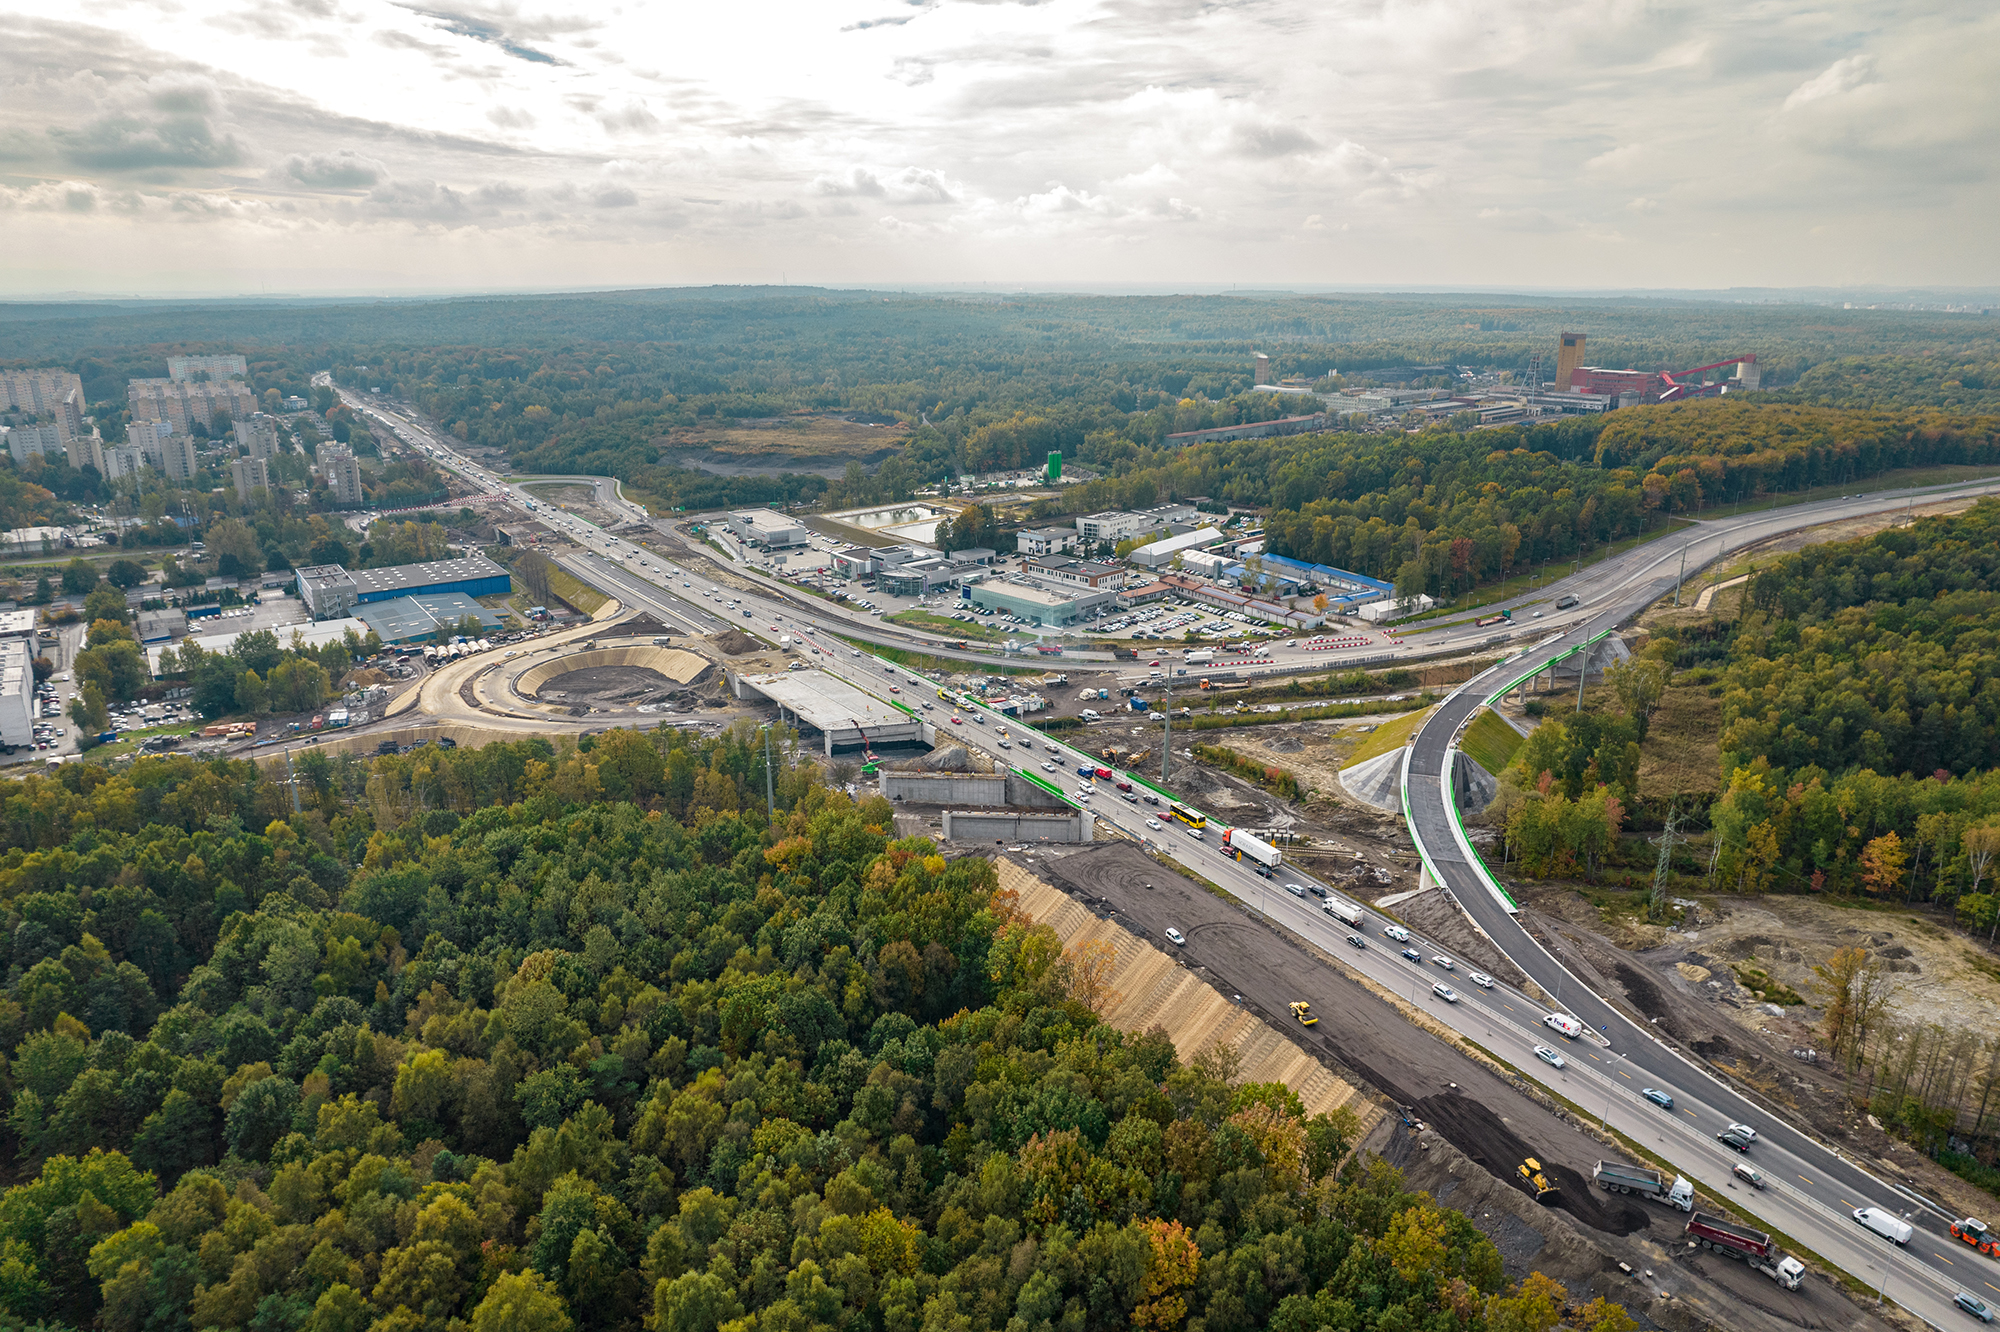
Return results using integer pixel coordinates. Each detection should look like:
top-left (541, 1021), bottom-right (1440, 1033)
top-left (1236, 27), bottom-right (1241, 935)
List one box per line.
top-left (1936, 1253), bottom-right (1954, 1265)
top-left (1618, 1071), bottom-right (1632, 1080)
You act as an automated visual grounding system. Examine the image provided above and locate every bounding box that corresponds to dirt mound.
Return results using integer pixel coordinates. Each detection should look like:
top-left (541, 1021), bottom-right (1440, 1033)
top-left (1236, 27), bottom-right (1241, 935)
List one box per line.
top-left (893, 743), bottom-right (992, 773)
top-left (711, 630), bottom-right (760, 655)
top-left (1415, 1094), bottom-right (1648, 1236)
top-left (1612, 961), bottom-right (1671, 1019)
top-left (1270, 736), bottom-right (1305, 753)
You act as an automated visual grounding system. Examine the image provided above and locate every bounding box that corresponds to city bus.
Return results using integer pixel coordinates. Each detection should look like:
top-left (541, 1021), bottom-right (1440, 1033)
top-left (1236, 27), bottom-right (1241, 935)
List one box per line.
top-left (1169, 802), bottom-right (1207, 829)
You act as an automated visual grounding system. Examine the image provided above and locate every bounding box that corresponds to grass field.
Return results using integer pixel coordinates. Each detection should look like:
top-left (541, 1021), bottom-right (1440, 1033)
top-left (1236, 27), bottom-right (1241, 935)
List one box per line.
top-left (659, 416), bottom-right (909, 459)
top-left (1341, 705), bottom-right (1434, 765)
top-left (1459, 708), bottom-right (1525, 777)
top-left (887, 609), bottom-right (1010, 642)
top-left (545, 566), bottom-right (608, 614)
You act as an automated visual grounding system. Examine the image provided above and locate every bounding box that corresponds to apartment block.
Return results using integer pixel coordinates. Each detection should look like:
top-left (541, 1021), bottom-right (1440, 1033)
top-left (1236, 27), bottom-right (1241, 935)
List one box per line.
top-left (230, 455), bottom-right (271, 500)
top-left (317, 442), bottom-right (366, 506)
top-left (0, 368), bottom-right (85, 442)
top-left (167, 354), bottom-right (248, 382)
top-left (235, 412), bottom-right (283, 462)
top-left (129, 377), bottom-right (257, 432)
top-left (158, 432), bottom-right (199, 483)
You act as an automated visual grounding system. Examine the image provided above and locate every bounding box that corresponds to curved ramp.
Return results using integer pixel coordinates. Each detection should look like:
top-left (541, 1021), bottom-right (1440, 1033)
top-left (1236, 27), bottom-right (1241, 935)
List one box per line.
top-left (516, 645), bottom-right (712, 696)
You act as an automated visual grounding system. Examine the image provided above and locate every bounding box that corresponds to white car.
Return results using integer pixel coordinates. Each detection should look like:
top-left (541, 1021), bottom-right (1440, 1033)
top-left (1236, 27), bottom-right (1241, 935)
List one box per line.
top-left (1431, 955), bottom-right (1455, 971)
top-left (1469, 972), bottom-right (1494, 989)
top-left (1165, 928), bottom-right (1186, 946)
top-left (1534, 1045), bottom-right (1566, 1069)
top-left (1146, 818), bottom-right (1161, 830)
top-left (1727, 1123), bottom-right (1759, 1143)
top-left (1432, 984), bottom-right (1459, 1004)
top-left (1042, 762), bottom-right (1057, 772)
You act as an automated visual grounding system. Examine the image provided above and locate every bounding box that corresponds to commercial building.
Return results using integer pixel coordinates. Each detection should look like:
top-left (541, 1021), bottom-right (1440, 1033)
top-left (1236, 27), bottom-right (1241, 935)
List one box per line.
top-left (136, 609), bottom-right (187, 644)
top-left (167, 354), bottom-right (248, 382)
top-left (1, 527), bottom-right (68, 556)
top-left (831, 547), bottom-right (880, 578)
top-left (1358, 594), bottom-right (1434, 622)
top-left (878, 556), bottom-right (988, 597)
top-left (1128, 527), bottom-right (1224, 569)
top-left (1116, 582), bottom-right (1173, 608)
top-left (0, 611), bottom-right (35, 640)
top-left (728, 509), bottom-right (809, 548)
top-left (317, 442), bottom-right (366, 506)
top-left (230, 455), bottom-right (271, 500)
top-left (968, 577), bottom-right (1119, 627)
top-left (1177, 550), bottom-right (1230, 577)
top-left (0, 639), bottom-right (34, 752)
top-left (128, 378), bottom-right (257, 432)
top-left (235, 413), bottom-right (284, 462)
top-left (1074, 510), bottom-right (1148, 543)
top-left (296, 565), bottom-right (359, 620)
top-left (1158, 575), bottom-right (1324, 630)
top-left (1015, 526), bottom-right (1080, 556)
top-left (1241, 554), bottom-right (1395, 610)
top-left (354, 592), bottom-right (506, 644)
top-left (149, 617), bottom-right (370, 677)
top-left (1021, 554), bottom-right (1123, 590)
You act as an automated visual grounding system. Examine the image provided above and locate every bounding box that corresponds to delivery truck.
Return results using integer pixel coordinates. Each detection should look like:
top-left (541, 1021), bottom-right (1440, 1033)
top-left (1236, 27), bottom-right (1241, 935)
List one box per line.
top-left (1592, 1162), bottom-right (1694, 1211)
top-left (1221, 827), bottom-right (1282, 869)
top-left (1685, 1213), bottom-right (1805, 1290)
top-left (1184, 650), bottom-right (1214, 665)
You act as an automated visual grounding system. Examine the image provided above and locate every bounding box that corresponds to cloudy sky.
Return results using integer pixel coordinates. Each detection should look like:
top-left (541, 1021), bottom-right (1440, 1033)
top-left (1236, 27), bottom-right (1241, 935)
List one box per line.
top-left (1, 0), bottom-right (1995, 294)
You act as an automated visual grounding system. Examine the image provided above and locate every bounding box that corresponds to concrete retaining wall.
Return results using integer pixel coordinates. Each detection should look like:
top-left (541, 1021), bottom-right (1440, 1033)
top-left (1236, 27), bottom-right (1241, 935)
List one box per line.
top-left (518, 645), bottom-right (711, 694)
top-left (877, 770), bottom-right (1073, 809)
top-left (944, 810), bottom-right (1091, 843)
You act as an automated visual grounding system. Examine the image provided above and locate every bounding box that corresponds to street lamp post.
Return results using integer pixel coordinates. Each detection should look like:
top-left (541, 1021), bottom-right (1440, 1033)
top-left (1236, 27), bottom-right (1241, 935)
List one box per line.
top-left (1601, 1053), bottom-right (1625, 1128)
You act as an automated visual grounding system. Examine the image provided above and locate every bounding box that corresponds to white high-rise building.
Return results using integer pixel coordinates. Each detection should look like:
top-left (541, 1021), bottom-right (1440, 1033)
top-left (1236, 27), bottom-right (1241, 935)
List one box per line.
top-left (158, 432), bottom-right (199, 483)
top-left (129, 378), bottom-right (256, 432)
top-left (235, 412), bottom-right (283, 462)
top-left (97, 445), bottom-right (144, 480)
top-left (2, 422), bottom-right (64, 465)
top-left (317, 442), bottom-right (366, 506)
top-left (230, 455), bottom-right (271, 500)
top-left (167, 354), bottom-right (248, 382)
top-left (0, 368), bottom-right (85, 442)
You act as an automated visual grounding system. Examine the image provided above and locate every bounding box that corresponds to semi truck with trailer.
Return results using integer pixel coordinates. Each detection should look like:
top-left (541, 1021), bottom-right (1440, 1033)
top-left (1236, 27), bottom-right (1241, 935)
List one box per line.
top-left (1592, 1162), bottom-right (1694, 1211)
top-left (1321, 897), bottom-right (1364, 927)
top-left (1684, 1214), bottom-right (1805, 1290)
top-left (1221, 828), bottom-right (1282, 869)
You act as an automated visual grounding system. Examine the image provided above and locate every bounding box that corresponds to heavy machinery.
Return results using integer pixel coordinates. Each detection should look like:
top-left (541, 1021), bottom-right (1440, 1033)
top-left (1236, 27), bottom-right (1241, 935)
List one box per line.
top-left (1685, 1213), bottom-right (1804, 1290)
top-left (1517, 1158), bottom-right (1559, 1202)
top-left (1952, 1218), bottom-right (2000, 1257)
top-left (848, 719), bottom-right (880, 778)
top-left (1289, 1001), bottom-right (1318, 1027)
top-left (1592, 1161), bottom-right (1694, 1211)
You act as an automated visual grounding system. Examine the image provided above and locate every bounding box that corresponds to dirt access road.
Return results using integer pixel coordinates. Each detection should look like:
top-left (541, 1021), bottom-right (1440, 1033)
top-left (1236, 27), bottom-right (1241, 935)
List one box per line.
top-left (1030, 843), bottom-right (1898, 1332)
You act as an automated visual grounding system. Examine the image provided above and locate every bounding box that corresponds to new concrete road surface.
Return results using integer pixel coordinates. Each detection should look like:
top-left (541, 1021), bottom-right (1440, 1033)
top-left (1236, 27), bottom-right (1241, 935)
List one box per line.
top-left (1398, 480), bottom-right (2000, 1330)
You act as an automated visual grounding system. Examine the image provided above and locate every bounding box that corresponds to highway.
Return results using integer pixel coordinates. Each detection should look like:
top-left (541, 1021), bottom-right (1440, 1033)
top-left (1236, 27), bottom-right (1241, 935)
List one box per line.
top-left (1399, 478), bottom-right (2000, 1329)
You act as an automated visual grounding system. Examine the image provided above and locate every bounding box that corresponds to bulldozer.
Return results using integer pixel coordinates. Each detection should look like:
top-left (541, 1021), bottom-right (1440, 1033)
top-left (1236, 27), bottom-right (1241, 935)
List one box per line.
top-left (1952, 1218), bottom-right (2000, 1257)
top-left (1517, 1158), bottom-right (1559, 1202)
top-left (1101, 745), bottom-right (1121, 762)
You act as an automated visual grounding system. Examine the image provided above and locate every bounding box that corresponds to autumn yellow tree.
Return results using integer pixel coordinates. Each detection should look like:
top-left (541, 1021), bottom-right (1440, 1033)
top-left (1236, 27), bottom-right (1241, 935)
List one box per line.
top-left (1063, 938), bottom-right (1121, 1014)
top-left (1381, 1202), bottom-right (1452, 1283)
top-left (1131, 1218), bottom-right (1200, 1331)
top-left (1485, 1271), bottom-right (1566, 1332)
top-left (1861, 831), bottom-right (1907, 896)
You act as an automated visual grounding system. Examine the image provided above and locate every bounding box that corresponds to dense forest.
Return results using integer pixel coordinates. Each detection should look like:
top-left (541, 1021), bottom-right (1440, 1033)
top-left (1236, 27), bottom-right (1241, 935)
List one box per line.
top-left (0, 731), bottom-right (1637, 1332)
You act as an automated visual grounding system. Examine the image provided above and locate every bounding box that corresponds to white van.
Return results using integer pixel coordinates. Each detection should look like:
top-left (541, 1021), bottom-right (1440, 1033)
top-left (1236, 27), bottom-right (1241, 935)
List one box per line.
top-left (1544, 1013), bottom-right (1585, 1039)
top-left (1854, 1207), bottom-right (1913, 1246)
top-left (1381, 924), bottom-right (1410, 943)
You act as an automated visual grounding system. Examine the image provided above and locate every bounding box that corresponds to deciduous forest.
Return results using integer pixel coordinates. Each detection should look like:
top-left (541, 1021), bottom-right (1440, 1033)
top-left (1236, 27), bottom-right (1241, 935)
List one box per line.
top-left (0, 731), bottom-right (1633, 1332)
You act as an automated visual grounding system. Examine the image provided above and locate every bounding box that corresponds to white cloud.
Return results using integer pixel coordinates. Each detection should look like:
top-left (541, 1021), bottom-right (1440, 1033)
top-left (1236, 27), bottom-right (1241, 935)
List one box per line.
top-left (1783, 54), bottom-right (1876, 111)
top-left (0, 0), bottom-right (1990, 290)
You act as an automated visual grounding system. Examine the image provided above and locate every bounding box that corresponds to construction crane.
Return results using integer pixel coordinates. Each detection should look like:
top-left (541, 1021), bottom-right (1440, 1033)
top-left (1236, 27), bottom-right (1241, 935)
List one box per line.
top-left (1657, 354), bottom-right (1758, 402)
top-left (847, 718), bottom-right (880, 776)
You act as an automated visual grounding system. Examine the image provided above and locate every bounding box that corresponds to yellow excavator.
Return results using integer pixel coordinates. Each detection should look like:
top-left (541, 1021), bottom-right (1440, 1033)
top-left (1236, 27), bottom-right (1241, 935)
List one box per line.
top-left (1518, 1158), bottom-right (1559, 1202)
top-left (1289, 1001), bottom-right (1318, 1027)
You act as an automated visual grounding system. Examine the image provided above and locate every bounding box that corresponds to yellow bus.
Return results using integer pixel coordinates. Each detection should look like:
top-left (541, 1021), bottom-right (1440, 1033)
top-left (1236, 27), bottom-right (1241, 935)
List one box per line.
top-left (1169, 802), bottom-right (1207, 829)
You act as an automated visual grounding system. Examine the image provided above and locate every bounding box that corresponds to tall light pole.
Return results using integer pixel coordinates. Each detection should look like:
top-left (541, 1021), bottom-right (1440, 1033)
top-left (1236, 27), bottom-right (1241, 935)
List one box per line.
top-left (1601, 1053), bottom-right (1625, 1128)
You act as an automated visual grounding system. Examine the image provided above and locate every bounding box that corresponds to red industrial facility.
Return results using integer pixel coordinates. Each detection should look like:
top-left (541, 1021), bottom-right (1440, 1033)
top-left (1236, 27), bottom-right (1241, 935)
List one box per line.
top-left (1554, 331), bottom-right (1760, 404)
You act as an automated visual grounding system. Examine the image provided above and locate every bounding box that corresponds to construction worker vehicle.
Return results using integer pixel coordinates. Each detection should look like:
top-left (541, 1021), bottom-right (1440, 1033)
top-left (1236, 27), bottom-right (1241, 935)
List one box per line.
top-left (1517, 1158), bottom-right (1559, 1201)
top-left (1953, 1218), bottom-right (2000, 1257)
top-left (1289, 1001), bottom-right (1317, 1027)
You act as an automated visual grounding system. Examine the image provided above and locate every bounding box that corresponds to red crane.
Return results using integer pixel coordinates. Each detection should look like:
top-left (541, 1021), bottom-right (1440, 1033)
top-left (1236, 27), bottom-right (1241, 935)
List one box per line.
top-left (1657, 354), bottom-right (1757, 402)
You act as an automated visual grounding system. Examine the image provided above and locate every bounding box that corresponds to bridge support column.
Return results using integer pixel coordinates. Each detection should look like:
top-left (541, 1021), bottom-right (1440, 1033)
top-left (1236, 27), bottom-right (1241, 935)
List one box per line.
top-left (1418, 860), bottom-right (1438, 895)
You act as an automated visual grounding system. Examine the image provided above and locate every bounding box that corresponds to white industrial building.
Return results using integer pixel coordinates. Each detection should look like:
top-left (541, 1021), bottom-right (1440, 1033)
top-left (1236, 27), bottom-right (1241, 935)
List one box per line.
top-left (0, 639), bottom-right (34, 752)
top-left (728, 510), bottom-right (810, 547)
top-left (1358, 594), bottom-right (1433, 622)
top-left (1128, 527), bottom-right (1224, 568)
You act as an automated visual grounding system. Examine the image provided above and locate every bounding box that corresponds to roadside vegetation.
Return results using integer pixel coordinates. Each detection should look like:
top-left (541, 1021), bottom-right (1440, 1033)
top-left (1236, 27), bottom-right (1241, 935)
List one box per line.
top-left (1193, 743), bottom-right (1307, 801)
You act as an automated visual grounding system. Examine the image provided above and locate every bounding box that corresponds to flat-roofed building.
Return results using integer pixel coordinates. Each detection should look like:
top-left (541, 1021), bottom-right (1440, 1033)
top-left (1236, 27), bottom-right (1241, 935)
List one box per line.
top-left (1128, 527), bottom-right (1224, 569)
top-left (969, 578), bottom-right (1119, 627)
top-left (296, 564), bottom-right (360, 620)
top-left (167, 354), bottom-right (248, 382)
top-left (317, 442), bottom-right (365, 505)
top-left (1015, 526), bottom-right (1078, 556)
top-left (728, 509), bottom-right (809, 547)
top-left (235, 413), bottom-right (283, 462)
top-left (1022, 554), bottom-right (1123, 589)
top-left (230, 455), bottom-right (271, 500)
top-left (129, 377), bottom-right (256, 432)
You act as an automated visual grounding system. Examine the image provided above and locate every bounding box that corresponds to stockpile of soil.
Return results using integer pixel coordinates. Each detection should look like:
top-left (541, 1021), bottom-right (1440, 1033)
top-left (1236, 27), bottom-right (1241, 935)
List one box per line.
top-left (1415, 1094), bottom-right (1648, 1236)
top-left (711, 629), bottom-right (760, 655)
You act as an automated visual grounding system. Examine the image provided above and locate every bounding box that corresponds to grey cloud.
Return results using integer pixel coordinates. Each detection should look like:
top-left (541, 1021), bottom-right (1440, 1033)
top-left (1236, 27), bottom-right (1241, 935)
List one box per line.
top-left (816, 168), bottom-right (886, 198)
top-left (592, 185), bottom-right (638, 208)
top-left (599, 103), bottom-right (660, 134)
top-left (1230, 122), bottom-right (1319, 158)
top-left (488, 106), bottom-right (536, 129)
top-left (402, 7), bottom-right (563, 64)
top-left (283, 151), bottom-right (385, 188)
top-left (49, 111), bottom-right (243, 171)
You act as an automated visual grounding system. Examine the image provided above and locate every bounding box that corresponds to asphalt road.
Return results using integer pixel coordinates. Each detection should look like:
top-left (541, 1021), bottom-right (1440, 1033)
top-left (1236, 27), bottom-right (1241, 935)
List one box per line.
top-left (1399, 479), bottom-right (2000, 1328)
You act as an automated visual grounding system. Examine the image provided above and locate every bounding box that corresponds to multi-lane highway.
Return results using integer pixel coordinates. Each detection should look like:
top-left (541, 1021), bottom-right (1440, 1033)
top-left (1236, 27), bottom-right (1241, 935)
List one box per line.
top-left (1400, 480), bottom-right (2000, 1328)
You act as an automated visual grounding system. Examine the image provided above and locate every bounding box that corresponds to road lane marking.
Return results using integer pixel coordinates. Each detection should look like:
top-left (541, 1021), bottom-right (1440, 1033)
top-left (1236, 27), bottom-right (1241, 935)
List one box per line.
top-left (1986, 1281), bottom-right (2000, 1295)
top-left (1681, 1108), bottom-right (1698, 1119)
top-left (1618, 1071), bottom-right (1631, 1080)
top-left (1935, 1253), bottom-right (1954, 1265)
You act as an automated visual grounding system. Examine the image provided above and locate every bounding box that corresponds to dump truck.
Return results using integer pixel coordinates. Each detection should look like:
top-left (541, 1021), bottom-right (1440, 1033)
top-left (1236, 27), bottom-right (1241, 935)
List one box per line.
top-left (1685, 1213), bottom-right (1804, 1290)
top-left (1221, 827), bottom-right (1282, 869)
top-left (1592, 1162), bottom-right (1694, 1211)
top-left (1517, 1158), bottom-right (1558, 1201)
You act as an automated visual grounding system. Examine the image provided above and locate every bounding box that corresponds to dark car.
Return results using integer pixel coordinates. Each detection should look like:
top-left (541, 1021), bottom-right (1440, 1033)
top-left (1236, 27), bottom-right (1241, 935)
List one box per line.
top-left (1345, 934), bottom-right (1367, 949)
top-left (1401, 948), bottom-right (1422, 963)
top-left (1716, 1131), bottom-right (1753, 1154)
top-left (1642, 1088), bottom-right (1675, 1111)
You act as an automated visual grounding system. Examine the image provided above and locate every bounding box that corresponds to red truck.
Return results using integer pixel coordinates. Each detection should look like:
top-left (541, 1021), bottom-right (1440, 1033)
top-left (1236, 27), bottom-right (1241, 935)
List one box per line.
top-left (1685, 1213), bottom-right (1804, 1290)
